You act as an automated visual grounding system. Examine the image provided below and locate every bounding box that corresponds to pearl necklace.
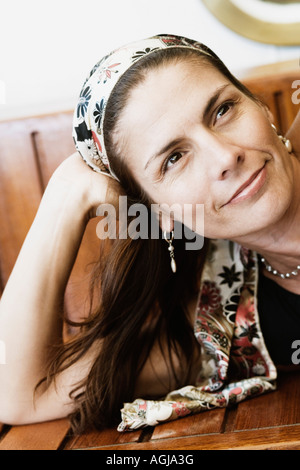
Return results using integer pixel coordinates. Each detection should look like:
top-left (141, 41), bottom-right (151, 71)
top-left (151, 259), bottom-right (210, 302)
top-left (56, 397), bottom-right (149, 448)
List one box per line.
top-left (260, 256), bottom-right (300, 279)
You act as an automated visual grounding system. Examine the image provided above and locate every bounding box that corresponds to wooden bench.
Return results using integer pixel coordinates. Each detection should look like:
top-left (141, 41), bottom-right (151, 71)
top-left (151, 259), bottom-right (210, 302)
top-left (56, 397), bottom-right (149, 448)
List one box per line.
top-left (1, 369), bottom-right (300, 450)
top-left (0, 372), bottom-right (300, 451)
top-left (0, 60), bottom-right (299, 450)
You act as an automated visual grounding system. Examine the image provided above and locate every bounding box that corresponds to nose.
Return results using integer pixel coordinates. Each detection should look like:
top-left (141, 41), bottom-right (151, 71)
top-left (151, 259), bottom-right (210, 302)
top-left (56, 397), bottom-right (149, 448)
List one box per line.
top-left (202, 132), bottom-right (245, 180)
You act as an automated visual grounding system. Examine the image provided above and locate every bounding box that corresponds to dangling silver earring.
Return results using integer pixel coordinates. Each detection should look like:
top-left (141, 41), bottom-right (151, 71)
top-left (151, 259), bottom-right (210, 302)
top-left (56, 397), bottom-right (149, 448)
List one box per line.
top-left (271, 123), bottom-right (292, 153)
top-left (164, 231), bottom-right (176, 273)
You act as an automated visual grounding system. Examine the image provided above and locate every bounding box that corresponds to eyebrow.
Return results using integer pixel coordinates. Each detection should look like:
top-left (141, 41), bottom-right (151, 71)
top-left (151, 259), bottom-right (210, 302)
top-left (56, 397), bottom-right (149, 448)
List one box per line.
top-left (144, 83), bottom-right (231, 171)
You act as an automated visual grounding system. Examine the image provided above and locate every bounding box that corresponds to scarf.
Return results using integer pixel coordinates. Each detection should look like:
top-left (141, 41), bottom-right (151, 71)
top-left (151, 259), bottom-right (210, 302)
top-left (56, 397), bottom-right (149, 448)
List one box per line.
top-left (117, 239), bottom-right (277, 431)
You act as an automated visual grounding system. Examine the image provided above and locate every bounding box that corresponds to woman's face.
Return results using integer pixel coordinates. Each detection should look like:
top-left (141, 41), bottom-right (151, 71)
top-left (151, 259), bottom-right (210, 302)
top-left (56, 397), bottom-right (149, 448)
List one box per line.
top-left (116, 58), bottom-right (294, 241)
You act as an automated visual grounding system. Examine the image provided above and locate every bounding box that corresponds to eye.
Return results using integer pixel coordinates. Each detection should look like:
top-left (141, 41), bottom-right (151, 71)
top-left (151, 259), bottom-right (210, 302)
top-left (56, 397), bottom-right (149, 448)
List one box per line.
top-left (216, 102), bottom-right (232, 121)
top-left (162, 151), bottom-right (183, 174)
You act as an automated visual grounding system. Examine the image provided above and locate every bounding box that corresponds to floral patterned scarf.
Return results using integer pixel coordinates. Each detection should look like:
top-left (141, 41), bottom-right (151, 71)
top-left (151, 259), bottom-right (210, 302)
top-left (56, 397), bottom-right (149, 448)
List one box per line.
top-left (118, 239), bottom-right (277, 431)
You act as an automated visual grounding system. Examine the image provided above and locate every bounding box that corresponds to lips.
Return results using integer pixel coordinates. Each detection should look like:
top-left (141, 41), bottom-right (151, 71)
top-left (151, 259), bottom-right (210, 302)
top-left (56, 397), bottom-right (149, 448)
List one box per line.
top-left (222, 163), bottom-right (267, 207)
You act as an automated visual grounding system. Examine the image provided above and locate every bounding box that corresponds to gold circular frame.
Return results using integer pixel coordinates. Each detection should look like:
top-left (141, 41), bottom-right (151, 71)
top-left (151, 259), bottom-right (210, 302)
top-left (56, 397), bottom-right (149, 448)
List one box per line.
top-left (202, 0), bottom-right (300, 45)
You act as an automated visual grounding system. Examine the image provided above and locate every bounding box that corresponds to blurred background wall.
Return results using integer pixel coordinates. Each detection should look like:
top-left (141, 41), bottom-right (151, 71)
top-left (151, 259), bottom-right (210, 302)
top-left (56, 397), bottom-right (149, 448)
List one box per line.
top-left (0, 0), bottom-right (299, 121)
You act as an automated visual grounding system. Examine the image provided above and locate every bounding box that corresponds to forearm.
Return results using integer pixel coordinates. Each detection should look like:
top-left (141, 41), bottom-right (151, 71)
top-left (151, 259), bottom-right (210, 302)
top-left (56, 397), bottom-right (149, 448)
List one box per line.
top-left (0, 175), bottom-right (89, 398)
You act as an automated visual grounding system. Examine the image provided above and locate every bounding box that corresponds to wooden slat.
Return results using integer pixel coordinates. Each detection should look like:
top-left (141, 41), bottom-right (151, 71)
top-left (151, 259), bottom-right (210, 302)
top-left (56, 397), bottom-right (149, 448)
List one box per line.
top-left (64, 425), bottom-right (143, 450)
top-left (0, 112), bottom-right (102, 322)
top-left (0, 120), bottom-right (43, 285)
top-left (244, 71), bottom-right (300, 134)
top-left (151, 408), bottom-right (226, 440)
top-left (69, 425), bottom-right (300, 450)
top-left (232, 370), bottom-right (300, 431)
top-left (29, 112), bottom-right (74, 188)
top-left (3, 417), bottom-right (300, 450)
top-left (0, 419), bottom-right (70, 450)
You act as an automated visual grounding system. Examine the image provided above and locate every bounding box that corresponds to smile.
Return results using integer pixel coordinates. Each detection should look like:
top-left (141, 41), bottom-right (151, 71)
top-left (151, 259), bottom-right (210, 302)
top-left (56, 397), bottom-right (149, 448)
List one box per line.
top-left (223, 163), bottom-right (268, 207)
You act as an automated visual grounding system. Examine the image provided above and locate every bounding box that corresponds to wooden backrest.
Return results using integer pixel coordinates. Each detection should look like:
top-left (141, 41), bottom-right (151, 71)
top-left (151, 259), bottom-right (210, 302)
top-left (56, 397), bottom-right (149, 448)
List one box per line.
top-left (0, 112), bottom-right (100, 325)
top-left (0, 64), bottom-right (299, 323)
top-left (243, 69), bottom-right (300, 134)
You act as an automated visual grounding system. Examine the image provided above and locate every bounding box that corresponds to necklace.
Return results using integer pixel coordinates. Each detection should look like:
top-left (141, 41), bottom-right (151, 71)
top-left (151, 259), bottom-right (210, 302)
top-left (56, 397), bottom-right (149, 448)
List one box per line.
top-left (260, 256), bottom-right (300, 280)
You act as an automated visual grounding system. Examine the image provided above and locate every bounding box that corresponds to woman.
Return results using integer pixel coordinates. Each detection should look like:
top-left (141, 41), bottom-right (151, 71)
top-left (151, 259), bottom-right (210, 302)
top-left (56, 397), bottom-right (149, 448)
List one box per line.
top-left (0, 34), bottom-right (300, 434)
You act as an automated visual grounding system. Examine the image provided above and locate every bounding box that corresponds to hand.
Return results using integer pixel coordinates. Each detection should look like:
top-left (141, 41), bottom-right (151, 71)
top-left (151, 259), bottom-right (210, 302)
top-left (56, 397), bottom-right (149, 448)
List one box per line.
top-left (49, 152), bottom-right (123, 220)
top-left (285, 110), bottom-right (300, 160)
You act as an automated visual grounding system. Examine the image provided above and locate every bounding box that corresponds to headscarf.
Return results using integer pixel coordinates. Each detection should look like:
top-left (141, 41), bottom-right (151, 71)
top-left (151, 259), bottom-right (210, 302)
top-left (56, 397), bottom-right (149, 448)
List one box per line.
top-left (72, 34), bottom-right (214, 181)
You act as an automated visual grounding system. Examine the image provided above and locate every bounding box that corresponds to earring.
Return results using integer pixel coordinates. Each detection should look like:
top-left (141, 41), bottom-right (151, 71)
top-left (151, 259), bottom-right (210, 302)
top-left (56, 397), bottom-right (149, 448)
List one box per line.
top-left (271, 123), bottom-right (293, 153)
top-left (164, 231), bottom-right (176, 273)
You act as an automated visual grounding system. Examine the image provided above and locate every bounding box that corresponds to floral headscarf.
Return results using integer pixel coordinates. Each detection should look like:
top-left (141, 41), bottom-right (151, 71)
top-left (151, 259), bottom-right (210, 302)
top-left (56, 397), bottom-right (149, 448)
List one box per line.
top-left (72, 34), bottom-right (214, 181)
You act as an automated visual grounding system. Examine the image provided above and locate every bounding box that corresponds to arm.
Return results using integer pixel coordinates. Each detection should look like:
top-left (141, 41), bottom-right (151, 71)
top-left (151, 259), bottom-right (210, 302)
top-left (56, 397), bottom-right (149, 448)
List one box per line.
top-left (0, 152), bottom-right (120, 424)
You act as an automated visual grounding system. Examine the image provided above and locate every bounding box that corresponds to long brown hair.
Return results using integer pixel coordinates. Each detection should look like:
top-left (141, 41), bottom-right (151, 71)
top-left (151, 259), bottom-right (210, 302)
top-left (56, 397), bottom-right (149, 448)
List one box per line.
top-left (38, 46), bottom-right (258, 434)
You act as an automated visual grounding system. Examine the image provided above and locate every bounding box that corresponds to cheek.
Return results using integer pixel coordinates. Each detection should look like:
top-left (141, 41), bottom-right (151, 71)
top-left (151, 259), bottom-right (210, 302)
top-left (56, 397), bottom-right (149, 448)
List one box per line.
top-left (245, 108), bottom-right (275, 149)
top-left (229, 101), bottom-right (271, 150)
top-left (143, 168), bottom-right (214, 231)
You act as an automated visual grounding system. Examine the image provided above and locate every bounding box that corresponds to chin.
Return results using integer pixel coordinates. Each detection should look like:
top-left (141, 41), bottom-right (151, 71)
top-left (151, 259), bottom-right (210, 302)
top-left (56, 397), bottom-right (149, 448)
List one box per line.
top-left (208, 191), bottom-right (291, 241)
top-left (230, 202), bottom-right (291, 241)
